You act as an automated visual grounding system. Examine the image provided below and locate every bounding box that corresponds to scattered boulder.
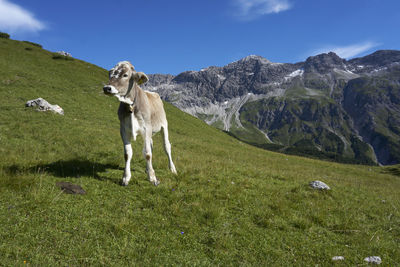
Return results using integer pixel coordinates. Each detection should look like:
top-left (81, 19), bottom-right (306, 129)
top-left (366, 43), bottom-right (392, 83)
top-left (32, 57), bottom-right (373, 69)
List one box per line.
top-left (56, 51), bottom-right (72, 57)
top-left (332, 256), bottom-right (344, 261)
top-left (25, 98), bottom-right (64, 115)
top-left (56, 182), bottom-right (86, 195)
top-left (364, 256), bottom-right (382, 265)
top-left (309, 180), bottom-right (331, 190)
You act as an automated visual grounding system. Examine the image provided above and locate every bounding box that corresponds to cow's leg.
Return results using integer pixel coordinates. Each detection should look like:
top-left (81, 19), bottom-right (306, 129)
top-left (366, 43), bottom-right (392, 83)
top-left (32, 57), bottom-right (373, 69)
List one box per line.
top-left (162, 125), bottom-right (177, 174)
top-left (143, 129), bottom-right (159, 186)
top-left (120, 119), bottom-right (133, 186)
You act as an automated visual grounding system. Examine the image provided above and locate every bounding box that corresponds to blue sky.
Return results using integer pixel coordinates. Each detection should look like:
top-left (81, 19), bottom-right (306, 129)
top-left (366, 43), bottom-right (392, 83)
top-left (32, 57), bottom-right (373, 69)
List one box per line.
top-left (1, 0), bottom-right (399, 74)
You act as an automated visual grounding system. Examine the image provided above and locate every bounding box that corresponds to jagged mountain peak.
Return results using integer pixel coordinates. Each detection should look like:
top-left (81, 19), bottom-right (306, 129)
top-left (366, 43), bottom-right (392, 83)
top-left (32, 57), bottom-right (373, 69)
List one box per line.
top-left (349, 49), bottom-right (400, 67)
top-left (304, 52), bottom-right (346, 73)
top-left (306, 52), bottom-right (345, 63)
top-left (235, 55), bottom-right (272, 65)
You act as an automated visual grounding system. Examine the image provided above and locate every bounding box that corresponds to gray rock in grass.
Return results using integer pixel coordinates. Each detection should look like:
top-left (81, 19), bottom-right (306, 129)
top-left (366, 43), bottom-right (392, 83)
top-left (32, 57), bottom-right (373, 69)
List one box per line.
top-left (309, 180), bottom-right (331, 190)
top-left (26, 98), bottom-right (64, 115)
top-left (332, 256), bottom-right (344, 261)
top-left (56, 51), bottom-right (72, 57)
top-left (364, 256), bottom-right (382, 265)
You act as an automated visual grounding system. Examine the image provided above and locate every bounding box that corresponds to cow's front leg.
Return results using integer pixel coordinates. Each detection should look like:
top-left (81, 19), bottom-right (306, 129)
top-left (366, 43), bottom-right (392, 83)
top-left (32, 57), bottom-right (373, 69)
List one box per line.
top-left (121, 143), bottom-right (133, 186)
top-left (143, 130), bottom-right (159, 186)
top-left (120, 119), bottom-right (133, 186)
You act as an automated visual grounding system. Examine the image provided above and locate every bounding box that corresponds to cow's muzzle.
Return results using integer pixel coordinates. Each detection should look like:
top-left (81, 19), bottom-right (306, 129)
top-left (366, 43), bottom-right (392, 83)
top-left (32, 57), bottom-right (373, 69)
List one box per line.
top-left (103, 85), bottom-right (118, 95)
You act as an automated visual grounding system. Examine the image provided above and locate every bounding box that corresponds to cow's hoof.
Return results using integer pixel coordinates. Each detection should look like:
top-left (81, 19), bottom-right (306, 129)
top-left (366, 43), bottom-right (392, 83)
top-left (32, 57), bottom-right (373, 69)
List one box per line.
top-left (170, 164), bottom-right (177, 175)
top-left (120, 179), bottom-right (129, 186)
top-left (153, 180), bottom-right (160, 186)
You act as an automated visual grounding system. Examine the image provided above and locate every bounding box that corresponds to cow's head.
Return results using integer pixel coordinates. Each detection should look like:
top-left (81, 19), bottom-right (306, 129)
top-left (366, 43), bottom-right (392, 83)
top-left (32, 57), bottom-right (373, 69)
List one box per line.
top-left (103, 61), bottom-right (148, 97)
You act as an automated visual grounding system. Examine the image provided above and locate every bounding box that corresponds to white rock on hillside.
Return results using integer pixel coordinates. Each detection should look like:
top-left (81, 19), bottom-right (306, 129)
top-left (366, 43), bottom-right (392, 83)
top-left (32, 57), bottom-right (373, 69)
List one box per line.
top-left (56, 51), bottom-right (72, 57)
top-left (364, 256), bottom-right (382, 265)
top-left (332, 256), bottom-right (344, 261)
top-left (309, 180), bottom-right (331, 190)
top-left (25, 98), bottom-right (64, 115)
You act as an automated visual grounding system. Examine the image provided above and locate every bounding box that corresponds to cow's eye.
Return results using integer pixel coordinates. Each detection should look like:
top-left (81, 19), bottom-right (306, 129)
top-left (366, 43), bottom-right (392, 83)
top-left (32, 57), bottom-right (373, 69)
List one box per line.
top-left (123, 74), bottom-right (128, 78)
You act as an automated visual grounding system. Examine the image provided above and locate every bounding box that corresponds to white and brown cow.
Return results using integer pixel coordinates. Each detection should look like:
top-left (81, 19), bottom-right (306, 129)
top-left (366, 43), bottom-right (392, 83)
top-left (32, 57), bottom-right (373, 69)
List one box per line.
top-left (103, 61), bottom-right (177, 186)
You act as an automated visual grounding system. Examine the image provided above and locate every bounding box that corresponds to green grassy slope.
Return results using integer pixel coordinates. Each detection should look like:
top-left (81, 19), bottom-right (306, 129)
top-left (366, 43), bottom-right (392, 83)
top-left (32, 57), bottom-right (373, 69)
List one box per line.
top-left (1, 38), bottom-right (400, 266)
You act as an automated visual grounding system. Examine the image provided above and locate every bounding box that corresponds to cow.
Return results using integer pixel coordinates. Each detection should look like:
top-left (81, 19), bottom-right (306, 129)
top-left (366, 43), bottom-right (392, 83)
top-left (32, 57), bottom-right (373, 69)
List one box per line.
top-left (103, 61), bottom-right (177, 186)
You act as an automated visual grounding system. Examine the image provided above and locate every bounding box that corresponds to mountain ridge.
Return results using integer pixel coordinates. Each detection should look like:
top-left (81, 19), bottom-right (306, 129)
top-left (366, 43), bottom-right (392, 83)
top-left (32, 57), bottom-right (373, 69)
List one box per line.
top-left (142, 50), bottom-right (400, 165)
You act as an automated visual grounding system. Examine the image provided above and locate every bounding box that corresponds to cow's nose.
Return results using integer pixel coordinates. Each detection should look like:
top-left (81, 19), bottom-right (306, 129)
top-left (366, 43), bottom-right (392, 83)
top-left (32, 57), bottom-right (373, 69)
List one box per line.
top-left (103, 86), bottom-right (112, 94)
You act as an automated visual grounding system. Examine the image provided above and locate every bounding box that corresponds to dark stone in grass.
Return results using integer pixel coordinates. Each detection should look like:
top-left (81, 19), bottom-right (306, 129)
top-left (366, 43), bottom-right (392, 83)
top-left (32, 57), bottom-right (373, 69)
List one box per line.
top-left (56, 182), bottom-right (86, 195)
top-left (309, 180), bottom-right (331, 190)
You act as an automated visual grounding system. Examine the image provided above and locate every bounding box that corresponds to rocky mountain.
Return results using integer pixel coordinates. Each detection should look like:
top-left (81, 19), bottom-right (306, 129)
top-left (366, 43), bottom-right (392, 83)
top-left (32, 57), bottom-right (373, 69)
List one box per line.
top-left (142, 50), bottom-right (400, 165)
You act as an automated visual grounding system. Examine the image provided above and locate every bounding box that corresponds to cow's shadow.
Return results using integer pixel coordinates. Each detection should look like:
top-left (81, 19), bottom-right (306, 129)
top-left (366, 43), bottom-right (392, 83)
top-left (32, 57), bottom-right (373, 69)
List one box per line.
top-left (6, 159), bottom-right (123, 184)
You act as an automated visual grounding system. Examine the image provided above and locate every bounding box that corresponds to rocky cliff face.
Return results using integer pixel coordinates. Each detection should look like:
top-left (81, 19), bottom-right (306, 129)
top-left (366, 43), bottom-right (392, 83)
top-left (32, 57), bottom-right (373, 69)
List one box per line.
top-left (342, 69), bottom-right (400, 165)
top-left (142, 50), bottom-right (400, 165)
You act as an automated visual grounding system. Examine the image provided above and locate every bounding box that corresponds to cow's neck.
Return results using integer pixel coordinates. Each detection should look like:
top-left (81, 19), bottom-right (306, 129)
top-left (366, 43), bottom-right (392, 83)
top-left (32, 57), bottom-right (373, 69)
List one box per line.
top-left (125, 81), bottom-right (141, 104)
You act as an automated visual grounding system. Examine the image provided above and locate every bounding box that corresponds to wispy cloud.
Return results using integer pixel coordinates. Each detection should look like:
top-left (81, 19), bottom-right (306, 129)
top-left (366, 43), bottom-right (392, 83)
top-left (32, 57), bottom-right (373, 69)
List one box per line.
top-left (0, 0), bottom-right (45, 34)
top-left (233, 0), bottom-right (292, 21)
top-left (311, 41), bottom-right (381, 59)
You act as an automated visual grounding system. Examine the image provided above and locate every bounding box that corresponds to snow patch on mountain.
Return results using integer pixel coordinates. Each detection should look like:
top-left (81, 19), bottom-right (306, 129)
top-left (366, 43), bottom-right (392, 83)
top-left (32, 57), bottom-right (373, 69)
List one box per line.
top-left (284, 69), bottom-right (304, 81)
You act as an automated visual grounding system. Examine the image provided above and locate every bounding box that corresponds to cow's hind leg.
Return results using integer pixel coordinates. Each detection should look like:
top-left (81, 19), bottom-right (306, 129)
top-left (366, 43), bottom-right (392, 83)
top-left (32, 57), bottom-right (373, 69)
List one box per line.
top-left (162, 125), bottom-right (177, 174)
top-left (143, 129), bottom-right (159, 186)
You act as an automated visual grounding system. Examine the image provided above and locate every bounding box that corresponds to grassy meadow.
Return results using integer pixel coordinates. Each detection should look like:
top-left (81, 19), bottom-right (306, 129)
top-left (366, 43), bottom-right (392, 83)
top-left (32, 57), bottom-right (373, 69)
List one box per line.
top-left (0, 38), bottom-right (399, 266)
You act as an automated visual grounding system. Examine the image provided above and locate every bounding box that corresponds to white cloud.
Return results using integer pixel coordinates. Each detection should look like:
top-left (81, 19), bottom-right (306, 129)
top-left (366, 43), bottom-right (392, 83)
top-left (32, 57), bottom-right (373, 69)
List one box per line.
top-left (312, 41), bottom-right (381, 59)
top-left (234, 0), bottom-right (292, 20)
top-left (0, 0), bottom-right (45, 33)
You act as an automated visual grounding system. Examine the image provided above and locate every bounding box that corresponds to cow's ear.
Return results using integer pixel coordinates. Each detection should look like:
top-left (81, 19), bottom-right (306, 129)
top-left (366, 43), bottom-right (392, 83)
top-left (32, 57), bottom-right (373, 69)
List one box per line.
top-left (133, 71), bottom-right (148, 85)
